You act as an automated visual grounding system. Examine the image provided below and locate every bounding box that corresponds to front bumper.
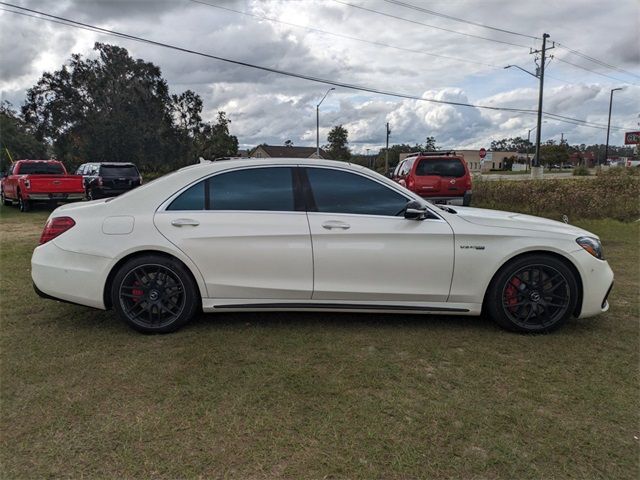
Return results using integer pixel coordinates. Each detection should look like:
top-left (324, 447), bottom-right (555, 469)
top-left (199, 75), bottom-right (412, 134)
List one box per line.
top-left (31, 241), bottom-right (110, 310)
top-left (571, 248), bottom-right (615, 318)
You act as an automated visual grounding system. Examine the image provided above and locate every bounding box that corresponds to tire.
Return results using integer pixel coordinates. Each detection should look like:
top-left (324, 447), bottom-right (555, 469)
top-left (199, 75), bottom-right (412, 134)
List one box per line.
top-left (110, 255), bottom-right (200, 333)
top-left (1, 191), bottom-right (11, 206)
top-left (18, 194), bottom-right (30, 212)
top-left (486, 254), bottom-right (579, 333)
top-left (87, 188), bottom-right (96, 200)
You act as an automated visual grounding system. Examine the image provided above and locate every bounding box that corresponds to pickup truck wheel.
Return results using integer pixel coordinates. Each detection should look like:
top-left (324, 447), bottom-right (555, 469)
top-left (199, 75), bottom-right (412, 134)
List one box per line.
top-left (1, 191), bottom-right (11, 206)
top-left (18, 195), bottom-right (30, 212)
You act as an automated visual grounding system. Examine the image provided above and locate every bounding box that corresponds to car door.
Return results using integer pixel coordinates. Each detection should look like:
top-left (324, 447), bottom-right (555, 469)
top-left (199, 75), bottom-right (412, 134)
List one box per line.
top-left (154, 165), bottom-right (313, 300)
top-left (303, 166), bottom-right (454, 303)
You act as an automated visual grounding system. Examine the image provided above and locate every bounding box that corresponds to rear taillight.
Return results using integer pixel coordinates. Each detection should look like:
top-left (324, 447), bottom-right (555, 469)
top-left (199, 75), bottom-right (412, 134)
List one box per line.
top-left (97, 176), bottom-right (103, 186)
top-left (39, 217), bottom-right (76, 245)
top-left (407, 176), bottom-right (415, 190)
top-left (138, 175), bottom-right (143, 185)
top-left (24, 179), bottom-right (31, 189)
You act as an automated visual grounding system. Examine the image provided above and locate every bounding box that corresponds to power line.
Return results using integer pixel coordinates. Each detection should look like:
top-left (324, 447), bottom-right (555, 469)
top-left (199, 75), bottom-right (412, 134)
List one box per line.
top-left (382, 0), bottom-right (539, 40)
top-left (554, 57), bottom-right (637, 85)
top-left (0, 2), bottom-right (536, 115)
top-left (382, 0), bottom-right (639, 81)
top-left (0, 3), bottom-right (629, 132)
top-left (555, 42), bottom-right (640, 80)
top-left (189, 0), bottom-right (499, 69)
top-left (332, 0), bottom-right (532, 49)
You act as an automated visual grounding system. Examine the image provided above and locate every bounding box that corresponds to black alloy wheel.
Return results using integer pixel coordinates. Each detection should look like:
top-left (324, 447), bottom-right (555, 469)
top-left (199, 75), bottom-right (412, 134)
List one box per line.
top-left (488, 254), bottom-right (578, 333)
top-left (111, 255), bottom-right (199, 333)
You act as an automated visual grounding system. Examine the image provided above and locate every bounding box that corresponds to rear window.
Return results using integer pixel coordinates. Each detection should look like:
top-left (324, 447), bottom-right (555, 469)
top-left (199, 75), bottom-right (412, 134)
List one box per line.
top-left (415, 158), bottom-right (465, 178)
top-left (16, 163), bottom-right (65, 175)
top-left (99, 165), bottom-right (139, 177)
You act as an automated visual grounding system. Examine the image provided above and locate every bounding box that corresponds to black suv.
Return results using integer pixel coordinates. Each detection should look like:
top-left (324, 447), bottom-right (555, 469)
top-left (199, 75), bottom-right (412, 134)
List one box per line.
top-left (76, 162), bottom-right (142, 200)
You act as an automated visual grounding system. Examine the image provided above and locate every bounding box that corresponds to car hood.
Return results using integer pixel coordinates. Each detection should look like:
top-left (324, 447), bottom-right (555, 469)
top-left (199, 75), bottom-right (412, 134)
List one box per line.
top-left (449, 206), bottom-right (596, 238)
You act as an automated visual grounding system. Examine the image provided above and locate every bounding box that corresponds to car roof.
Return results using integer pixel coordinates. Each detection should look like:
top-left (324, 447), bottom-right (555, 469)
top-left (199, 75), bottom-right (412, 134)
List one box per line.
top-left (82, 162), bottom-right (137, 166)
top-left (181, 157), bottom-right (361, 174)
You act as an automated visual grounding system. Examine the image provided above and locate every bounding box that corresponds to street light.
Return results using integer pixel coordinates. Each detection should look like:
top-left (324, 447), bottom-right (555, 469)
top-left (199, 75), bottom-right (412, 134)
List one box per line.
top-left (604, 87), bottom-right (624, 166)
top-left (316, 87), bottom-right (335, 157)
top-left (504, 64), bottom-right (538, 78)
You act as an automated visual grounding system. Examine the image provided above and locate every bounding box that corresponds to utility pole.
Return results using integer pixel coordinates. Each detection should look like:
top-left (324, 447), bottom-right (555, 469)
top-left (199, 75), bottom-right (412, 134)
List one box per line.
top-left (316, 88), bottom-right (334, 157)
top-left (385, 122), bottom-right (391, 173)
top-left (530, 33), bottom-right (554, 178)
top-left (560, 132), bottom-right (564, 144)
top-left (604, 87), bottom-right (623, 166)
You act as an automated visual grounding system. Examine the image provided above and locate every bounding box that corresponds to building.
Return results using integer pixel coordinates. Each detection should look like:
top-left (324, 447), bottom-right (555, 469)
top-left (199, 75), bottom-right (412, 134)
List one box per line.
top-left (249, 145), bottom-right (328, 159)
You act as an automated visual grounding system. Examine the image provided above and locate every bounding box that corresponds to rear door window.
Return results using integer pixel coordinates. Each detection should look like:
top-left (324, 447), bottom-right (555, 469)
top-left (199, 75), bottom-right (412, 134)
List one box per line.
top-left (16, 162), bottom-right (65, 175)
top-left (167, 167), bottom-right (295, 212)
top-left (99, 165), bottom-right (139, 177)
top-left (415, 158), bottom-right (465, 178)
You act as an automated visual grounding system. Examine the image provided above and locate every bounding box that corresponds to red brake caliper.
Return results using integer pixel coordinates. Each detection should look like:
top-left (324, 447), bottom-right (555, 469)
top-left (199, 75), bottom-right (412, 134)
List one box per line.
top-left (505, 277), bottom-right (521, 311)
top-left (132, 280), bottom-right (144, 303)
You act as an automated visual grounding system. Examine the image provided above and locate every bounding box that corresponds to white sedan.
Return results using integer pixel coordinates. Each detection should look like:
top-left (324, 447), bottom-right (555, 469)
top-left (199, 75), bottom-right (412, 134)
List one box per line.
top-left (32, 158), bottom-right (614, 333)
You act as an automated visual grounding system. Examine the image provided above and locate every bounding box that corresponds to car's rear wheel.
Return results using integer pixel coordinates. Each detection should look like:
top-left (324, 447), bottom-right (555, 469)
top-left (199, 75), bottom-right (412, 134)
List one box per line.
top-left (110, 255), bottom-right (199, 333)
top-left (487, 254), bottom-right (578, 333)
top-left (18, 195), bottom-right (30, 212)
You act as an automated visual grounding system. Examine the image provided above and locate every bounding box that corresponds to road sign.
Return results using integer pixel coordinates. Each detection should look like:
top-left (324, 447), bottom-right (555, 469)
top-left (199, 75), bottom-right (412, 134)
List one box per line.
top-left (479, 148), bottom-right (487, 158)
top-left (624, 131), bottom-right (639, 144)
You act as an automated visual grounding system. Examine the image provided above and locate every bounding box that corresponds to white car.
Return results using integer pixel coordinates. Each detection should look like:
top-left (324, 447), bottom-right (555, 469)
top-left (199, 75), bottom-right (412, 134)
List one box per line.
top-left (32, 158), bottom-right (614, 334)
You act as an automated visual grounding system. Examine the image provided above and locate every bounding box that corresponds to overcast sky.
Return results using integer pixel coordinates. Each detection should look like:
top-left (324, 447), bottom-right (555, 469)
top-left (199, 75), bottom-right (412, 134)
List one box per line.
top-left (1, 0), bottom-right (638, 153)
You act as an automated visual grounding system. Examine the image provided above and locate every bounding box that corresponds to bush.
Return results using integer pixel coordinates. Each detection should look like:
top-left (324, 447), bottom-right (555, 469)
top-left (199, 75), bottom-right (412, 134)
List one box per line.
top-left (573, 165), bottom-right (590, 176)
top-left (473, 170), bottom-right (640, 221)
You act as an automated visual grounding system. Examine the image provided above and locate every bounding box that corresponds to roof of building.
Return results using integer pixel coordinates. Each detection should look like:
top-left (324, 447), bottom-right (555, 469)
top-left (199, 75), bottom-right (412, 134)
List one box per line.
top-left (252, 145), bottom-right (328, 158)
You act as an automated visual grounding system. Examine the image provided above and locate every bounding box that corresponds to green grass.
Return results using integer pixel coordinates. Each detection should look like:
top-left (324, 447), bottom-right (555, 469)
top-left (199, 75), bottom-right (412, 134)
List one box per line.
top-left (1, 204), bottom-right (639, 479)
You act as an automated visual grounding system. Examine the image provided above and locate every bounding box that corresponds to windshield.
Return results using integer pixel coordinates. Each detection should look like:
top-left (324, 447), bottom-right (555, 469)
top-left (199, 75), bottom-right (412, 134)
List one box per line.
top-left (99, 165), bottom-right (139, 177)
top-left (17, 163), bottom-right (65, 175)
top-left (416, 158), bottom-right (465, 178)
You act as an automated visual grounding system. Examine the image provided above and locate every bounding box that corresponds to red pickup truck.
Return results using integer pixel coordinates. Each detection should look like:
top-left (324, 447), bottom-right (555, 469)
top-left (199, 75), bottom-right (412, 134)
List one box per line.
top-left (1, 160), bottom-right (85, 212)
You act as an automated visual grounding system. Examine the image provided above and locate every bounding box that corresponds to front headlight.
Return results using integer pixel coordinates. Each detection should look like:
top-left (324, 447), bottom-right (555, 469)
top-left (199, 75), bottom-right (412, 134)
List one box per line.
top-left (576, 236), bottom-right (604, 260)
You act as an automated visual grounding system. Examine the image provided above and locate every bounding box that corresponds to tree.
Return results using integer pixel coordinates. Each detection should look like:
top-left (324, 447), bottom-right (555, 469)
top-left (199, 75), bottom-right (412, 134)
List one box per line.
top-left (0, 102), bottom-right (48, 172)
top-left (325, 125), bottom-right (351, 160)
top-left (490, 136), bottom-right (532, 153)
top-left (195, 111), bottom-right (238, 159)
top-left (22, 43), bottom-right (191, 171)
top-left (539, 143), bottom-right (569, 168)
top-left (424, 136), bottom-right (437, 151)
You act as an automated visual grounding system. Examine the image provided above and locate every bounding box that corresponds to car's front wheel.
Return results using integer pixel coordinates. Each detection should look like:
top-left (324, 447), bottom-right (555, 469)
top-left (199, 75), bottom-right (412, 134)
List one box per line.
top-left (110, 255), bottom-right (200, 333)
top-left (1, 190), bottom-right (11, 206)
top-left (487, 254), bottom-right (579, 333)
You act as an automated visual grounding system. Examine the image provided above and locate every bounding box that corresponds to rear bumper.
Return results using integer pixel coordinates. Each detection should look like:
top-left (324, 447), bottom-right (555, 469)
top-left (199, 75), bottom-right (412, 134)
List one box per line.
top-left (26, 193), bottom-right (85, 201)
top-left (92, 186), bottom-right (136, 197)
top-left (424, 191), bottom-right (472, 206)
top-left (31, 241), bottom-right (110, 310)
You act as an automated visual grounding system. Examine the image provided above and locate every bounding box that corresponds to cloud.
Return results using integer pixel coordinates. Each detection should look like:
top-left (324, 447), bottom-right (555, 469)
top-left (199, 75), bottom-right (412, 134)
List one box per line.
top-left (0, 0), bottom-right (638, 153)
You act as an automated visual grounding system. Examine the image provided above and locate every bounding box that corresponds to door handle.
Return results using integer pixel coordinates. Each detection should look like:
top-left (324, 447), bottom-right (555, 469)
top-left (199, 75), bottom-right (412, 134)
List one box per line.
top-left (171, 218), bottom-right (200, 227)
top-left (322, 220), bottom-right (350, 230)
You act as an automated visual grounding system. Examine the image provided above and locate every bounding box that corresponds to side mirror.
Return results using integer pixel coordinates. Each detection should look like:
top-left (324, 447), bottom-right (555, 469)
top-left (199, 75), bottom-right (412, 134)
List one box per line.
top-left (404, 200), bottom-right (427, 220)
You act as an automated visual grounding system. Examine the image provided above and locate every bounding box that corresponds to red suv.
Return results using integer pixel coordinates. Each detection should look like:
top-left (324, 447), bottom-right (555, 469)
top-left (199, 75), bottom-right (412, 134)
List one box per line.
top-left (392, 151), bottom-right (472, 206)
